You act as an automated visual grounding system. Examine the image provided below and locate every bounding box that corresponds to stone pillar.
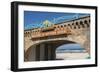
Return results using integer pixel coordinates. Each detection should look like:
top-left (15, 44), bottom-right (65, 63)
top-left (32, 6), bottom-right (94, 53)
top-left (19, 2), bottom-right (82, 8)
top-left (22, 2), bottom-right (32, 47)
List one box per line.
top-left (47, 45), bottom-right (51, 60)
top-left (44, 44), bottom-right (48, 60)
top-left (51, 45), bottom-right (56, 60)
top-left (47, 45), bottom-right (56, 60)
top-left (35, 44), bottom-right (40, 61)
top-left (44, 44), bottom-right (56, 61)
top-left (40, 44), bottom-right (45, 61)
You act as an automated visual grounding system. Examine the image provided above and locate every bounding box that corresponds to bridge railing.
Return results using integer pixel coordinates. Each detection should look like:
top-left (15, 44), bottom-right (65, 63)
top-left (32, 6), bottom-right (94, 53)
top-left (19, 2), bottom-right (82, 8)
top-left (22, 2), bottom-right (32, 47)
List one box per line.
top-left (30, 27), bottom-right (72, 38)
top-left (24, 16), bottom-right (90, 39)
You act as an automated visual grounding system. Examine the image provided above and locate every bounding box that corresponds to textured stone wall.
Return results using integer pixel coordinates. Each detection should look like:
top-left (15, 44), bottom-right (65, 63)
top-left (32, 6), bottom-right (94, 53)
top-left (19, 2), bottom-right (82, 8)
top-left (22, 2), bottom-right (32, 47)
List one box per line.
top-left (24, 16), bottom-right (90, 60)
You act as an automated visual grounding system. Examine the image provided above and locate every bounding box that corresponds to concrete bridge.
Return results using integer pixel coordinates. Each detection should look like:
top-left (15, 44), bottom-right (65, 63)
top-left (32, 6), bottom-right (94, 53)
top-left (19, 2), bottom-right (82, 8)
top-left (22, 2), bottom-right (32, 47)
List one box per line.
top-left (24, 16), bottom-right (90, 61)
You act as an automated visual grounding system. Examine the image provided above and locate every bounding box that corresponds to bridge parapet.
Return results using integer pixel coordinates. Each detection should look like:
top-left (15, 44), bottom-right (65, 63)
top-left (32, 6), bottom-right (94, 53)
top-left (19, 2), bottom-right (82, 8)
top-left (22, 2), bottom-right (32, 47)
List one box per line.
top-left (24, 16), bottom-right (90, 39)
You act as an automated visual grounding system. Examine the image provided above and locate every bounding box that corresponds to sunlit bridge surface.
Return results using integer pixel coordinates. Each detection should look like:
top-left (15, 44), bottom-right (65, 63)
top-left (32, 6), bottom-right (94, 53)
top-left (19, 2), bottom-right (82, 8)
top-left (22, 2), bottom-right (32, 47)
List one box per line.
top-left (24, 11), bottom-right (90, 61)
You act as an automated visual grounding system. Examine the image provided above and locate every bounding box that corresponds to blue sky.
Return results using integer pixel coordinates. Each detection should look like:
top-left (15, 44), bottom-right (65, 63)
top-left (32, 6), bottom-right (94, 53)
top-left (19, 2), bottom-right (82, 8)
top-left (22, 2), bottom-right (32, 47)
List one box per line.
top-left (56, 44), bottom-right (84, 50)
top-left (56, 44), bottom-right (86, 52)
top-left (24, 11), bottom-right (90, 30)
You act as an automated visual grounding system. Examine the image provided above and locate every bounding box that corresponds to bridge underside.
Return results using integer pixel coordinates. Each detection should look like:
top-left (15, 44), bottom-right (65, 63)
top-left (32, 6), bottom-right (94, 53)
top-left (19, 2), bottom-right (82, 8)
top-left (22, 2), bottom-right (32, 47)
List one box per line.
top-left (24, 40), bottom-right (76, 61)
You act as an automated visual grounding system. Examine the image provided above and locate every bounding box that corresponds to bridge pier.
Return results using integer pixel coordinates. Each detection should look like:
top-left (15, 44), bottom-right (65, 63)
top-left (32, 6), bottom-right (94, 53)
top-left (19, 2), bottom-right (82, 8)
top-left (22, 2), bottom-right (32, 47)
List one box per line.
top-left (46, 44), bottom-right (56, 60)
top-left (40, 44), bottom-right (45, 61)
top-left (35, 44), bottom-right (40, 61)
top-left (41, 43), bottom-right (56, 61)
top-left (25, 43), bottom-right (56, 61)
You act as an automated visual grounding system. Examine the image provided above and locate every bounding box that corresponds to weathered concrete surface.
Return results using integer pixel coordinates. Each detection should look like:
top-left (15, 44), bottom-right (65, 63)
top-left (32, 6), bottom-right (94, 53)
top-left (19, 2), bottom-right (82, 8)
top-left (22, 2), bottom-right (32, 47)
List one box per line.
top-left (24, 16), bottom-right (90, 60)
top-left (24, 28), bottom-right (90, 53)
top-left (68, 28), bottom-right (90, 53)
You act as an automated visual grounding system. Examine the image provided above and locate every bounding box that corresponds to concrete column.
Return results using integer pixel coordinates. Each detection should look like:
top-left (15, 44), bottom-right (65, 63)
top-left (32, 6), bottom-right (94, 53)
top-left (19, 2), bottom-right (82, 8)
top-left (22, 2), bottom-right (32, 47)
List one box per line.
top-left (44, 44), bottom-right (48, 60)
top-left (50, 45), bottom-right (56, 60)
top-left (48, 45), bottom-right (52, 60)
top-left (47, 44), bottom-right (56, 60)
top-left (44, 44), bottom-right (56, 61)
top-left (36, 44), bottom-right (40, 61)
top-left (40, 44), bottom-right (45, 61)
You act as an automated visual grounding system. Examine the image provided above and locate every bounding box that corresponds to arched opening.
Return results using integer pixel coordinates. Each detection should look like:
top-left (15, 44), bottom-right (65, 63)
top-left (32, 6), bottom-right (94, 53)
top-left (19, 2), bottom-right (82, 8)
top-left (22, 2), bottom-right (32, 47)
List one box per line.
top-left (89, 19), bottom-right (90, 23)
top-left (74, 26), bottom-right (76, 29)
top-left (24, 36), bottom-right (89, 61)
top-left (75, 22), bottom-right (80, 29)
top-left (25, 39), bottom-right (90, 62)
top-left (61, 25), bottom-right (63, 27)
top-left (84, 20), bottom-right (89, 27)
top-left (64, 25), bottom-right (67, 27)
top-left (80, 21), bottom-right (85, 28)
top-left (68, 24), bottom-right (72, 28)
top-left (56, 43), bottom-right (89, 60)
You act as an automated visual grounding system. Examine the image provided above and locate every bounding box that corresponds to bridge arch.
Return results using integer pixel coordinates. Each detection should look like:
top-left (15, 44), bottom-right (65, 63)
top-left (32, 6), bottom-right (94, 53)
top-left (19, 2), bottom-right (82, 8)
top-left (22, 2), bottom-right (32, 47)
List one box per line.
top-left (24, 39), bottom-right (87, 61)
top-left (24, 16), bottom-right (90, 62)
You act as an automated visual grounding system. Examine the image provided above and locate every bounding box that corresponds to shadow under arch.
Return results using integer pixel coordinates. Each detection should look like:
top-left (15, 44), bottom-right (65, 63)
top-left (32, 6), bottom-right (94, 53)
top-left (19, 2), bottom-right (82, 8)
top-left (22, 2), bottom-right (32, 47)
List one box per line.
top-left (25, 40), bottom-right (80, 61)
